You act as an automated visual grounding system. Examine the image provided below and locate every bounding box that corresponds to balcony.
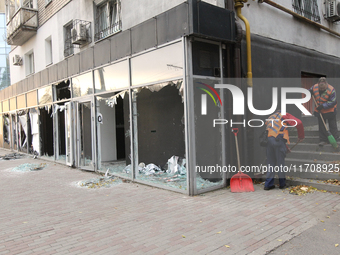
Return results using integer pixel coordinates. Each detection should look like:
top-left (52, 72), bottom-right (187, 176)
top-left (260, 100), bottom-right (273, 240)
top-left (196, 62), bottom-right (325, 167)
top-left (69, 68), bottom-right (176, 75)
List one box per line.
top-left (6, 7), bottom-right (38, 46)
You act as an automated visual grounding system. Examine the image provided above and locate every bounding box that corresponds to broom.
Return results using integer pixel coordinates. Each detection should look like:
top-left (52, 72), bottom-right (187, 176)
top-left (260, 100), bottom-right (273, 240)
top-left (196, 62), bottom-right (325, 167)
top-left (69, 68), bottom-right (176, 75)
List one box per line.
top-left (312, 95), bottom-right (338, 149)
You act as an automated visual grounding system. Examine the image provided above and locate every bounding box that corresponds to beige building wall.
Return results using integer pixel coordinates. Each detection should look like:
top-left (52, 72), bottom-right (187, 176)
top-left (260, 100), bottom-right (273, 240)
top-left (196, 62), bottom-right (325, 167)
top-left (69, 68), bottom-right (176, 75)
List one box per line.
top-left (0, 0), bottom-right (5, 13)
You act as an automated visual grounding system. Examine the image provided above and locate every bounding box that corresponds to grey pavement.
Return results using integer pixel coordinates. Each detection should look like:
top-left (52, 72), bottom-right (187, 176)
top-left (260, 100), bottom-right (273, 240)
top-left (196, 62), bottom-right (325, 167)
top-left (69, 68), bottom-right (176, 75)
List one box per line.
top-left (269, 205), bottom-right (340, 255)
top-left (1, 148), bottom-right (340, 255)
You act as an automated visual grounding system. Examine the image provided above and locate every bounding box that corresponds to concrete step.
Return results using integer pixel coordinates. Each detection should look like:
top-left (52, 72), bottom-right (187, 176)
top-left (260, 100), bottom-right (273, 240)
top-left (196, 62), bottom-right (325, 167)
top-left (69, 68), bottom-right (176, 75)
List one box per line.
top-left (290, 130), bottom-right (319, 137)
top-left (290, 136), bottom-right (319, 144)
top-left (286, 150), bottom-right (340, 162)
top-left (254, 174), bottom-right (340, 192)
top-left (290, 143), bottom-right (339, 153)
top-left (286, 169), bottom-right (340, 181)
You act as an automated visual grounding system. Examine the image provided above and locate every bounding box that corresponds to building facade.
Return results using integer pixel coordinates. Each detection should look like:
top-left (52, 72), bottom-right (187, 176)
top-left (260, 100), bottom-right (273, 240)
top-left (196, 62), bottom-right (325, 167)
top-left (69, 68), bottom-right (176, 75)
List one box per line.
top-left (1, 0), bottom-right (340, 195)
top-left (0, 0), bottom-right (11, 90)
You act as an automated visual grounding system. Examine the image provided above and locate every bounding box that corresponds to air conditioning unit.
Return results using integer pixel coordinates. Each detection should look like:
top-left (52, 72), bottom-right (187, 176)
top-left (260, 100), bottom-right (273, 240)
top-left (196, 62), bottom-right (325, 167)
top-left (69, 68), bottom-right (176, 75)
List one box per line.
top-left (13, 55), bottom-right (22, 66)
top-left (71, 23), bottom-right (87, 45)
top-left (326, 0), bottom-right (340, 22)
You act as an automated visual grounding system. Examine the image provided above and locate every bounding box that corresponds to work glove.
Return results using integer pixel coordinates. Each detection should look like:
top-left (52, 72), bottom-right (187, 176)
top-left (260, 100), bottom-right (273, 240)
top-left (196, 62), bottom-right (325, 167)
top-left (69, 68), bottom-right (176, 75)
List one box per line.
top-left (316, 105), bottom-right (323, 111)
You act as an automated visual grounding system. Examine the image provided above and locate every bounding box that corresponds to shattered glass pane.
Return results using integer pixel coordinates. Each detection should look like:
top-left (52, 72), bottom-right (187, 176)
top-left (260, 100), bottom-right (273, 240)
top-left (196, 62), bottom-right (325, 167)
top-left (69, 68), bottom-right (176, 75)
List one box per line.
top-left (11, 163), bottom-right (47, 172)
top-left (100, 159), bottom-right (223, 190)
top-left (99, 161), bottom-right (130, 179)
top-left (3, 114), bottom-right (11, 148)
top-left (194, 77), bottom-right (225, 192)
top-left (78, 176), bottom-right (122, 189)
top-left (132, 80), bottom-right (186, 190)
top-left (18, 113), bottom-right (28, 152)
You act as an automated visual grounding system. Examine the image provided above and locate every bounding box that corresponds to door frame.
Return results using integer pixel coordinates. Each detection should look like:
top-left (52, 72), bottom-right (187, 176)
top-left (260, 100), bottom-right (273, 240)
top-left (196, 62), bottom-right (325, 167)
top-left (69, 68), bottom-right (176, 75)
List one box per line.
top-left (74, 96), bottom-right (96, 171)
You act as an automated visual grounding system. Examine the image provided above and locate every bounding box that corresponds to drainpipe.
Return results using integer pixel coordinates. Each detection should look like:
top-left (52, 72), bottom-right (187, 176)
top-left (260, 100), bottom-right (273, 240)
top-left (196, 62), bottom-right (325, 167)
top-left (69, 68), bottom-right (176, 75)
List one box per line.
top-left (234, 0), bottom-right (253, 87)
top-left (234, 1), bottom-right (254, 175)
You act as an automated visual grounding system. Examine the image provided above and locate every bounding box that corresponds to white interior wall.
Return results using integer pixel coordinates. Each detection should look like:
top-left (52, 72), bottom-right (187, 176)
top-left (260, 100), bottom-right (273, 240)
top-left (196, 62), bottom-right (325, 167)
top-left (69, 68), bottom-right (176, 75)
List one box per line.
top-left (99, 100), bottom-right (117, 162)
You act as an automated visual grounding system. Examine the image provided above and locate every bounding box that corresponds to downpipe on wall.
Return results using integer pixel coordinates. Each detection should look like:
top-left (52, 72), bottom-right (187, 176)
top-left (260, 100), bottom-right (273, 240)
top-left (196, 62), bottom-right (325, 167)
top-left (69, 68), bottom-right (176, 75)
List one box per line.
top-left (234, 0), bottom-right (254, 176)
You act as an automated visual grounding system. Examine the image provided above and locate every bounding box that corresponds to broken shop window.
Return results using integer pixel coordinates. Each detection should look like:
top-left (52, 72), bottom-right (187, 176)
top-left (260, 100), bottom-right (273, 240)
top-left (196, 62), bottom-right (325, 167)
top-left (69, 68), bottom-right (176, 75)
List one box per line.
top-left (17, 110), bottom-right (28, 153)
top-left (3, 114), bottom-right (11, 148)
top-left (0, 114), bottom-right (3, 148)
top-left (132, 81), bottom-right (187, 189)
top-left (28, 108), bottom-right (39, 155)
top-left (38, 105), bottom-right (54, 159)
top-left (54, 103), bottom-right (67, 163)
top-left (11, 114), bottom-right (17, 150)
top-left (54, 80), bottom-right (71, 101)
top-left (96, 90), bottom-right (130, 178)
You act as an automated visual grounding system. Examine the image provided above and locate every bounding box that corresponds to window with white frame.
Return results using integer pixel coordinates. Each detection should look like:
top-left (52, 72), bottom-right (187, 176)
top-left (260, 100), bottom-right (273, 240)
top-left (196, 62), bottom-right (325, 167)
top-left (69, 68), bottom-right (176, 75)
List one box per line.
top-left (64, 21), bottom-right (74, 58)
top-left (23, 0), bottom-right (34, 9)
top-left (25, 51), bottom-right (35, 76)
top-left (94, 0), bottom-right (121, 41)
top-left (45, 36), bottom-right (53, 66)
top-left (292, 0), bottom-right (320, 22)
top-left (6, 0), bottom-right (35, 21)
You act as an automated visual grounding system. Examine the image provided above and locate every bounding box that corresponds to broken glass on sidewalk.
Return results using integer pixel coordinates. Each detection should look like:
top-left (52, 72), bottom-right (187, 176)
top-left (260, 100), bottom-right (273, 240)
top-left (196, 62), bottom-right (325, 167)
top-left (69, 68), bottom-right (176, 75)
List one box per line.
top-left (78, 176), bottom-right (122, 189)
top-left (11, 163), bottom-right (47, 172)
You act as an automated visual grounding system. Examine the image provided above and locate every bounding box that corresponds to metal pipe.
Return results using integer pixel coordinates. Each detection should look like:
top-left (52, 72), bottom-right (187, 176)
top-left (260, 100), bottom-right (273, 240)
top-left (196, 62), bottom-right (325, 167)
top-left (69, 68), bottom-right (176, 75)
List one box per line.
top-left (260, 0), bottom-right (340, 38)
top-left (234, 0), bottom-right (253, 87)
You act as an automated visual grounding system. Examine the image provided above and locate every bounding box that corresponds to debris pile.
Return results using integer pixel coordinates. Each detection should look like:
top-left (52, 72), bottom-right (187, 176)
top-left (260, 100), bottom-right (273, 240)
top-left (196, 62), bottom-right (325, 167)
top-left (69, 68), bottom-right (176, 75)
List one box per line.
top-left (289, 185), bottom-right (318, 195)
top-left (324, 179), bottom-right (340, 185)
top-left (101, 156), bottom-right (223, 190)
top-left (78, 176), bottom-right (121, 189)
top-left (0, 153), bottom-right (26, 160)
top-left (11, 163), bottom-right (47, 172)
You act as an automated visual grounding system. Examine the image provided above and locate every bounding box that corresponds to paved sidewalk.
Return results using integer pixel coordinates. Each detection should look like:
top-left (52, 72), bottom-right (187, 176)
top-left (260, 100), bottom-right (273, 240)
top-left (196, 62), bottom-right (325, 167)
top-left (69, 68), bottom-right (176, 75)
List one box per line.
top-left (1, 149), bottom-right (340, 255)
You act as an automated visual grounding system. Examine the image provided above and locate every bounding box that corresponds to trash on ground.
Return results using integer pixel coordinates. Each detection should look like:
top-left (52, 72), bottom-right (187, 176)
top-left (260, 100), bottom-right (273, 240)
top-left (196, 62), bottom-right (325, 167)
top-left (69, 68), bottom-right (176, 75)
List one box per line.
top-left (288, 185), bottom-right (318, 195)
top-left (324, 179), bottom-right (340, 185)
top-left (101, 155), bottom-right (222, 190)
top-left (1, 153), bottom-right (26, 160)
top-left (78, 176), bottom-right (122, 189)
top-left (11, 163), bottom-right (47, 172)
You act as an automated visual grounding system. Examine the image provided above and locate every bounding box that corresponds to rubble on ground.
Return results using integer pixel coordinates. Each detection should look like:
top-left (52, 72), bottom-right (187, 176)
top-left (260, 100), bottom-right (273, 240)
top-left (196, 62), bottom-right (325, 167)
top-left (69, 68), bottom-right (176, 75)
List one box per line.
top-left (0, 153), bottom-right (26, 160)
top-left (11, 163), bottom-right (47, 172)
top-left (78, 176), bottom-right (122, 189)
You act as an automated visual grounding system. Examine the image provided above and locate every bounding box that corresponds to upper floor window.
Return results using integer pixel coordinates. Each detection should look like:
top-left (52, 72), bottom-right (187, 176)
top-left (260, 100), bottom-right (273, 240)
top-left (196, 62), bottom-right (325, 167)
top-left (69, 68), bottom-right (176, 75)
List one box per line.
top-left (94, 0), bottom-right (121, 41)
top-left (45, 36), bottom-right (53, 66)
top-left (6, 0), bottom-right (35, 22)
top-left (25, 50), bottom-right (35, 76)
top-left (64, 22), bottom-right (74, 58)
top-left (23, 0), bottom-right (34, 9)
top-left (292, 0), bottom-right (320, 22)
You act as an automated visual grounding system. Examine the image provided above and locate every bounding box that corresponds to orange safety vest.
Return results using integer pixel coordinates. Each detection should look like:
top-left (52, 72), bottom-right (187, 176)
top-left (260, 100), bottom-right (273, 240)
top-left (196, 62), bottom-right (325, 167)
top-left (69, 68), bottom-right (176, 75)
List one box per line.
top-left (266, 112), bottom-right (290, 144)
top-left (312, 84), bottom-right (337, 114)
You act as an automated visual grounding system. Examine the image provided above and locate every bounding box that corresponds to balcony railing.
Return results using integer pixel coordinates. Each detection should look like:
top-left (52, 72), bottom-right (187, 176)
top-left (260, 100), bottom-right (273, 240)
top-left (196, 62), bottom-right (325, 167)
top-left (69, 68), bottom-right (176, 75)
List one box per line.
top-left (94, 20), bottom-right (121, 41)
top-left (6, 7), bottom-right (38, 46)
